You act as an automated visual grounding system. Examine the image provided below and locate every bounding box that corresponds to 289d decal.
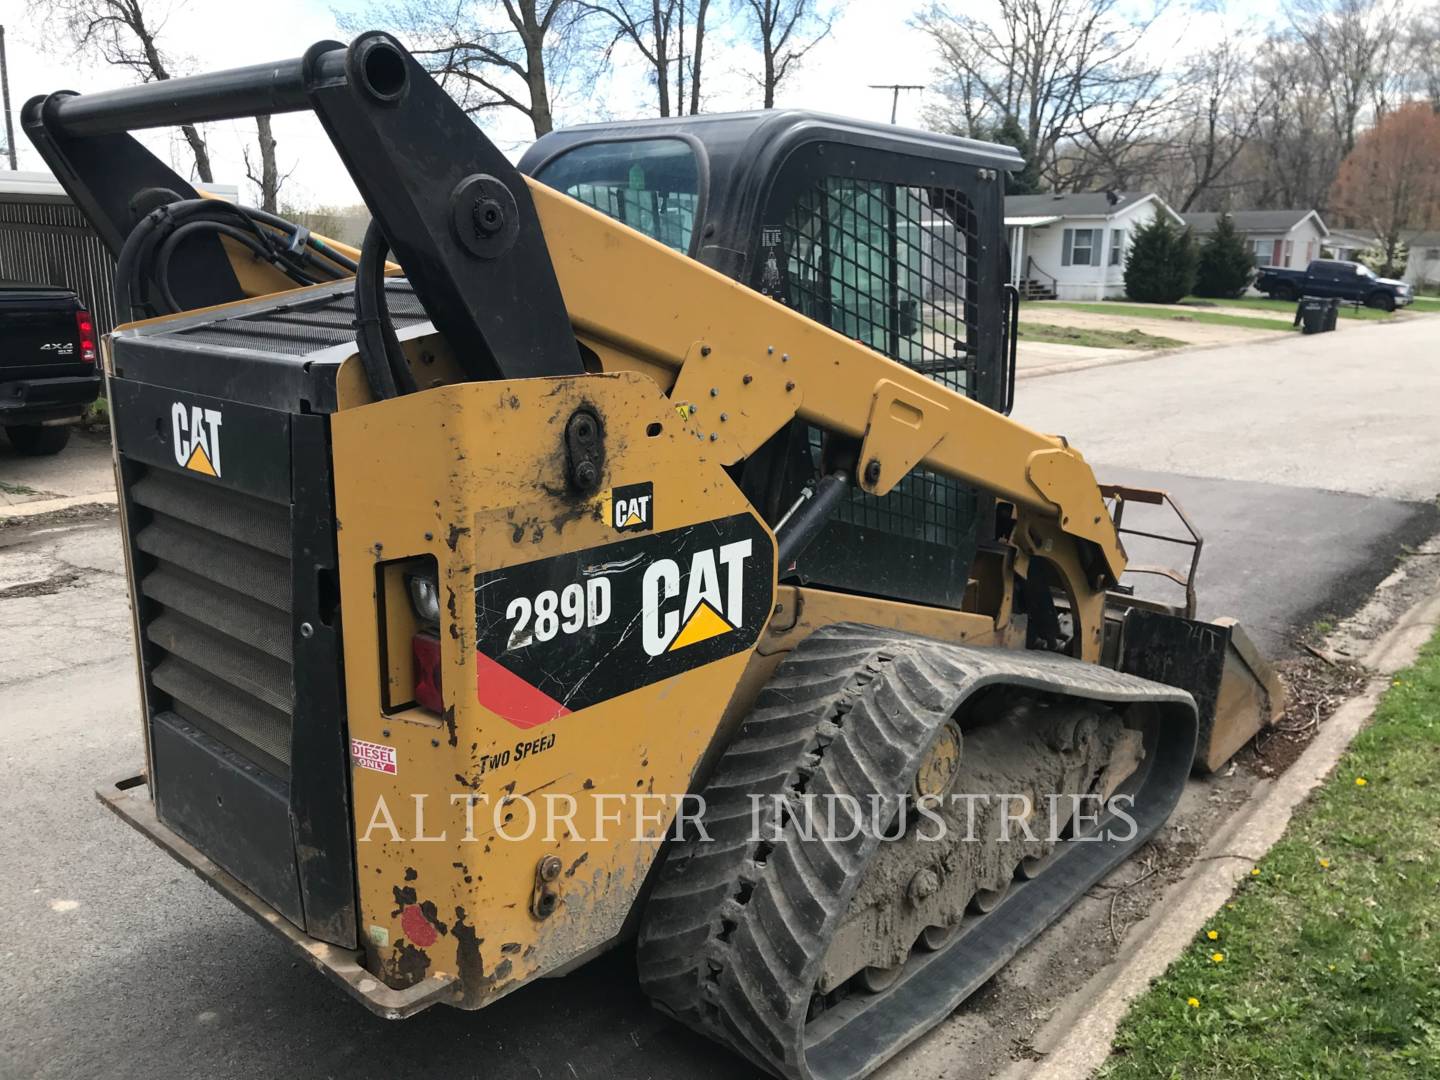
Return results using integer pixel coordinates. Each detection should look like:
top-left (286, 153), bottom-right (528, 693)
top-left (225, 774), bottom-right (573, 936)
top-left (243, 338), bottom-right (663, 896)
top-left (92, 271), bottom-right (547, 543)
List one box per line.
top-left (474, 514), bottom-right (774, 729)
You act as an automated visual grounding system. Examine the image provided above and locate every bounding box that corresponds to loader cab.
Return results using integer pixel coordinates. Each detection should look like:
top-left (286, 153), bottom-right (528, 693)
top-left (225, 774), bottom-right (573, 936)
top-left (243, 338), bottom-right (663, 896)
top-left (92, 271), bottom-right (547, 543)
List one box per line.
top-left (521, 112), bottom-right (1017, 610)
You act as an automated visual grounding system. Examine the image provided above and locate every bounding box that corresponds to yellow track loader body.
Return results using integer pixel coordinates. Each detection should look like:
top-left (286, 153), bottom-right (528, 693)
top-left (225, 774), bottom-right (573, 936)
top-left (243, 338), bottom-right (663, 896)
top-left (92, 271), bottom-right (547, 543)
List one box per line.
top-left (26, 32), bottom-right (1281, 1079)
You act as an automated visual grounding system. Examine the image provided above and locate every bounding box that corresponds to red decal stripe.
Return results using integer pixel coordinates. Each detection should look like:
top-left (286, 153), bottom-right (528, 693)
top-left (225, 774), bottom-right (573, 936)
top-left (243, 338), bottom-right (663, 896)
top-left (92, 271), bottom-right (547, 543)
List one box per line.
top-left (476, 651), bottom-right (571, 729)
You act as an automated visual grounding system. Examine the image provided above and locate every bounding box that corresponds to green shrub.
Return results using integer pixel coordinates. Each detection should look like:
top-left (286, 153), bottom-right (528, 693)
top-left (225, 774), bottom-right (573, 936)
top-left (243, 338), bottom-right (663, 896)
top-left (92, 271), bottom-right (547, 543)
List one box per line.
top-left (1194, 213), bottom-right (1255, 298)
top-left (1124, 209), bottom-right (1197, 303)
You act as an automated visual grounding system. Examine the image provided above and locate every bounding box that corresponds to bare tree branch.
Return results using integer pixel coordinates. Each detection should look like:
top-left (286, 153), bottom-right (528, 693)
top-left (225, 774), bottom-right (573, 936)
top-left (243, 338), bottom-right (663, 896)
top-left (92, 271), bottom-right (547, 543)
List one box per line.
top-left (343, 1), bottom-right (585, 136)
top-left (31, 0), bottom-right (214, 182)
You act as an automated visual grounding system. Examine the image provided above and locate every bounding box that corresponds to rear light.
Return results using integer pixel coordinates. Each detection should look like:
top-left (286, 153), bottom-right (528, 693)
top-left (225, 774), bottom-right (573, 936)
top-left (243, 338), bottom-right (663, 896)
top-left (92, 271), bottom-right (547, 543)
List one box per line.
top-left (75, 310), bottom-right (96, 364)
top-left (413, 630), bottom-right (443, 713)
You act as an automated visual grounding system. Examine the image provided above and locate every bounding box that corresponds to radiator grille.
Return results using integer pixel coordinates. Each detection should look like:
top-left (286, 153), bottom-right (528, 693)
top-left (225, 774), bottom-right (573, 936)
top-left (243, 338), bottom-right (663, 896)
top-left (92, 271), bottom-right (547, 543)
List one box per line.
top-left (171, 281), bottom-right (431, 357)
top-left (131, 468), bottom-right (294, 773)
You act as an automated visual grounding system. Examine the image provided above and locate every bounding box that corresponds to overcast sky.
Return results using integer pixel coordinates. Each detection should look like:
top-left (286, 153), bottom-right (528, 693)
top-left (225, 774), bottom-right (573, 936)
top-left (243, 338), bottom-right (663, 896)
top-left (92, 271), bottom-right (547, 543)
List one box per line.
top-left (0, 0), bottom-right (1253, 209)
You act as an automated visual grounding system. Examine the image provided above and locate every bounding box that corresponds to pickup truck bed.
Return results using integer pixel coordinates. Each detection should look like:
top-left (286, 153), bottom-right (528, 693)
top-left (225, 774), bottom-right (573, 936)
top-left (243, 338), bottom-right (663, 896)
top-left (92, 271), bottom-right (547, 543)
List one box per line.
top-left (0, 281), bottom-right (99, 455)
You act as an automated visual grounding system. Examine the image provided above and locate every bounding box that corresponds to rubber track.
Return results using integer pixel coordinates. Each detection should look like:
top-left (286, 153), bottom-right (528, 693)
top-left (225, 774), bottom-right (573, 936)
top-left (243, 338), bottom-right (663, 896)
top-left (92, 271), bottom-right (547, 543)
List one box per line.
top-left (636, 623), bottom-right (1197, 1080)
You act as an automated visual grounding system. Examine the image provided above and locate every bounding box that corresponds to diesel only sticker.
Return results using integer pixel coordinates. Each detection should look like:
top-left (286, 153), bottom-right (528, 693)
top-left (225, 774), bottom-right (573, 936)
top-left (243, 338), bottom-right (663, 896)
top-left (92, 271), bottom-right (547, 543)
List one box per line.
top-left (474, 514), bottom-right (774, 729)
top-left (351, 738), bottom-right (398, 774)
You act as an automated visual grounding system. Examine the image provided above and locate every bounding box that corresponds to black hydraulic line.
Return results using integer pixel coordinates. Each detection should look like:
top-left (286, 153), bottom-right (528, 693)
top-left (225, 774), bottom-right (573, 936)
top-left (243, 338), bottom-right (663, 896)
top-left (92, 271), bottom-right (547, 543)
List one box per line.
top-left (353, 220), bottom-right (409, 400)
top-left (116, 196), bottom-right (357, 321)
top-left (155, 220), bottom-right (318, 313)
top-left (775, 471), bottom-right (850, 574)
top-left (245, 205), bottom-right (359, 275)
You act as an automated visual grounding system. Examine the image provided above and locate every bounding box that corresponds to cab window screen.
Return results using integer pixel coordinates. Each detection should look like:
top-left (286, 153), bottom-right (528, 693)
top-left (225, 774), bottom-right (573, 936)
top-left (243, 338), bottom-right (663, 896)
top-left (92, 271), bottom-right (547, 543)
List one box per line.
top-left (535, 139), bottom-right (700, 254)
top-left (758, 175), bottom-right (984, 609)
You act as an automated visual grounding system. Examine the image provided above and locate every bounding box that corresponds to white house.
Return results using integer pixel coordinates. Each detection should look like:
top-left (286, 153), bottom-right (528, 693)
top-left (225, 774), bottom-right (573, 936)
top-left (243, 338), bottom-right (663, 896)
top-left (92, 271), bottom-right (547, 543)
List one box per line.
top-left (1005, 191), bottom-right (1183, 301)
top-left (1322, 227), bottom-right (1439, 289)
top-left (1401, 231), bottom-right (1440, 290)
top-left (1182, 209), bottom-right (1328, 270)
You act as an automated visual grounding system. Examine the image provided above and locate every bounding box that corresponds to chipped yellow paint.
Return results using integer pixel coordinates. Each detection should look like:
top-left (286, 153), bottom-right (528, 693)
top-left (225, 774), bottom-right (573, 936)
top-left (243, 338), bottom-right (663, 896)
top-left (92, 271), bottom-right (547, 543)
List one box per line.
top-left (331, 370), bottom-right (775, 1006)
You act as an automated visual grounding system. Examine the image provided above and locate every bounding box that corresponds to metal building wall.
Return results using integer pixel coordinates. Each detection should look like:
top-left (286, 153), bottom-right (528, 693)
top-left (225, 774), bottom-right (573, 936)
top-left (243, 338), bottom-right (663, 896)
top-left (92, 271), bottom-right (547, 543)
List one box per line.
top-left (0, 195), bottom-right (118, 334)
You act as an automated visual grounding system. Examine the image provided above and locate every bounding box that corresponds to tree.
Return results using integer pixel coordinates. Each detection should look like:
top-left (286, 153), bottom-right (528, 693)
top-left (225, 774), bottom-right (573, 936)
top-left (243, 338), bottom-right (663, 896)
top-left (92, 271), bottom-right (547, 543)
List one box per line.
top-left (351, 1), bottom-right (582, 137)
top-left (243, 116), bottom-right (291, 213)
top-left (1410, 2), bottom-right (1440, 112)
top-left (1166, 37), bottom-right (1270, 212)
top-left (1286, 0), bottom-right (1398, 156)
top-left (740, 0), bottom-right (833, 109)
top-left (1331, 101), bottom-right (1440, 277)
top-left (33, 0), bottom-right (213, 182)
top-left (580, 0), bottom-right (712, 116)
top-left (991, 114), bottom-right (1042, 194)
top-left (1123, 209), bottom-right (1197, 303)
top-left (1194, 214), bottom-right (1255, 298)
top-left (916, 0), bottom-right (1166, 191)
top-left (1236, 35), bottom-right (1343, 211)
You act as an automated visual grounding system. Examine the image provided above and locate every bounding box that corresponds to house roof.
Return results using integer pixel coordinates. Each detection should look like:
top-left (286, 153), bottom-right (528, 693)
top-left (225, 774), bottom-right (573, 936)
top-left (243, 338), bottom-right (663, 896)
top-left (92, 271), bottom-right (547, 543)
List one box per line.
top-left (1005, 214), bottom-right (1062, 228)
top-left (1402, 229), bottom-right (1440, 248)
top-left (1183, 210), bottom-right (1328, 237)
top-left (1326, 229), bottom-right (1373, 248)
top-left (1005, 191), bottom-right (1151, 218)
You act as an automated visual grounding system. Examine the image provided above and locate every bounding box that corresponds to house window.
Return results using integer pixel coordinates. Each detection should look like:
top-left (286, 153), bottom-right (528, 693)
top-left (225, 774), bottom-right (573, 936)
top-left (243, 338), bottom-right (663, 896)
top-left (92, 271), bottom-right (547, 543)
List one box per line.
top-left (1284, 239), bottom-right (1294, 265)
top-left (1427, 248), bottom-right (1440, 260)
top-left (1251, 238), bottom-right (1268, 263)
top-left (1109, 229), bottom-right (1125, 265)
top-left (1063, 228), bottom-right (1099, 266)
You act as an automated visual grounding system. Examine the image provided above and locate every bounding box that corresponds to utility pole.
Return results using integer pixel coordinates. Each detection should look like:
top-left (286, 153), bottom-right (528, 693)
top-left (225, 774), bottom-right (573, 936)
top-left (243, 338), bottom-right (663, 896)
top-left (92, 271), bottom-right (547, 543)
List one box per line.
top-left (869, 84), bottom-right (924, 125)
top-left (0, 27), bottom-right (16, 169)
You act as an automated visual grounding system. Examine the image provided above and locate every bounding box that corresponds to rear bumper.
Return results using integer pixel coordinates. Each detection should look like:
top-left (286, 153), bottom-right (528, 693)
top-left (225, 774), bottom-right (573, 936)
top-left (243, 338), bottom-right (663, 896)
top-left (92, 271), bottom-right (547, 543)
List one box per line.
top-left (0, 374), bottom-right (101, 423)
top-left (98, 774), bottom-right (458, 1020)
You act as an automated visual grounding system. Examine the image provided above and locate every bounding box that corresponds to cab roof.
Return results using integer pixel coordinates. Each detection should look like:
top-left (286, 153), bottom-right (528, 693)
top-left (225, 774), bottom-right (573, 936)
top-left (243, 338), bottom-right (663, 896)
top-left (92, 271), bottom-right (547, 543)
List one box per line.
top-left (518, 110), bottom-right (1023, 276)
top-left (518, 110), bottom-right (1024, 178)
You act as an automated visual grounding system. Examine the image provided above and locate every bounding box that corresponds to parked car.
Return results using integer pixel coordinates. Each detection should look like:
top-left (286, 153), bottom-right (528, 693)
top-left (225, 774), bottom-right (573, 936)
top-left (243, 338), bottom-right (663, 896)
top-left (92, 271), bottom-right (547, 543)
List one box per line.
top-left (0, 281), bottom-right (100, 455)
top-left (1254, 259), bottom-right (1414, 311)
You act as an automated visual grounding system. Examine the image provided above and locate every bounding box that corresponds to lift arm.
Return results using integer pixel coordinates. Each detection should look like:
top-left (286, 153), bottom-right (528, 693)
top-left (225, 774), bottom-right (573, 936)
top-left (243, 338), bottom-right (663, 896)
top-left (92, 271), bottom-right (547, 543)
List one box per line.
top-left (25, 32), bottom-right (1126, 586)
top-left (528, 183), bottom-right (1127, 585)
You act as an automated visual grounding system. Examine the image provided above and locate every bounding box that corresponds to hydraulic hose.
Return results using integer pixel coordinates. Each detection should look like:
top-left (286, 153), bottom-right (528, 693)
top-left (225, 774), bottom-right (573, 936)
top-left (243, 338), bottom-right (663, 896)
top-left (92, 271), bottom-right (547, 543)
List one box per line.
top-left (353, 219), bottom-right (415, 400)
top-left (113, 197), bottom-right (355, 321)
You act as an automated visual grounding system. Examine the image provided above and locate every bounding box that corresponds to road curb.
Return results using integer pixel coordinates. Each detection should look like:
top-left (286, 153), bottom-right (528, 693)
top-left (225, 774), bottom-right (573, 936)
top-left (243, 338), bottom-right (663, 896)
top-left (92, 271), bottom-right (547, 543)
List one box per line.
top-left (1003, 587), bottom-right (1440, 1080)
top-left (0, 492), bottom-right (117, 527)
top-left (1018, 330), bottom-right (1297, 381)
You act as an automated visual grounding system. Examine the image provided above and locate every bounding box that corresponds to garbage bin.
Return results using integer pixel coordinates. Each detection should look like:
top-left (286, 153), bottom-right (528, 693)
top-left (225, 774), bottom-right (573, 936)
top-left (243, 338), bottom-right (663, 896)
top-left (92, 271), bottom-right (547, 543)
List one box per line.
top-left (1295, 297), bottom-right (1329, 334)
top-left (1323, 297), bottom-right (1340, 331)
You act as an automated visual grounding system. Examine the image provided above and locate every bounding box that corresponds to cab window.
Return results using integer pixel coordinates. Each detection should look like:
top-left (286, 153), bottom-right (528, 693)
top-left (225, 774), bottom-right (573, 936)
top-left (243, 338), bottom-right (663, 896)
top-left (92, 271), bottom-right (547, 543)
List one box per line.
top-left (534, 138), bottom-right (700, 254)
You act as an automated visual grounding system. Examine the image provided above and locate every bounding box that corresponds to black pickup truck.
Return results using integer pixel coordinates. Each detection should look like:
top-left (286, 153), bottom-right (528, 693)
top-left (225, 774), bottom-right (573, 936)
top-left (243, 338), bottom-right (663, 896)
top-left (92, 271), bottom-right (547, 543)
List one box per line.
top-left (0, 282), bottom-right (100, 455)
top-left (1254, 259), bottom-right (1413, 311)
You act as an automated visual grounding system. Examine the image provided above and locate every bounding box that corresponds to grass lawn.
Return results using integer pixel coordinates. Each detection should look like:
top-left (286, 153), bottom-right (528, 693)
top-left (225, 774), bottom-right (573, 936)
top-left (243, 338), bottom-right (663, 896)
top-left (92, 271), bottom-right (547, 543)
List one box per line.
top-left (1179, 295), bottom-right (1395, 321)
top-left (1411, 296), bottom-right (1440, 313)
top-left (1100, 631), bottom-right (1440, 1078)
top-left (1040, 302), bottom-right (1295, 333)
top-left (1018, 322), bottom-right (1186, 350)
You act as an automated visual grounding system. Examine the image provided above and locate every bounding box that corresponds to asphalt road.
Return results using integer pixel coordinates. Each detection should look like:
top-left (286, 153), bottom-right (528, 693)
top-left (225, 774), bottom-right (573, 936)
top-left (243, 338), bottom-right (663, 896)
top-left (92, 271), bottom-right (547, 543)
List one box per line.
top-left (2, 315), bottom-right (1438, 1080)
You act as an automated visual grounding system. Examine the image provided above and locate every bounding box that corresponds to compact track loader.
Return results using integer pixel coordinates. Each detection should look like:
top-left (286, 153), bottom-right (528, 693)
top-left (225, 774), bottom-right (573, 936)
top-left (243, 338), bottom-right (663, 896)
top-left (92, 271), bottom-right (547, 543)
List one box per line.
top-left (27, 33), bottom-right (1282, 1079)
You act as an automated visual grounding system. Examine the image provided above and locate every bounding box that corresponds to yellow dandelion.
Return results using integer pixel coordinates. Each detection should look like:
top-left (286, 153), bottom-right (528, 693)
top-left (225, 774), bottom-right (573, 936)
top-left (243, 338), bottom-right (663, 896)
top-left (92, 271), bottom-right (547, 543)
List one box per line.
top-left (1328, 964), bottom-right (1336, 972)
top-left (1251, 868), bottom-right (1261, 876)
top-left (1207, 930), bottom-right (1219, 941)
top-left (1226, 903), bottom-right (1235, 910)
top-left (1187, 997), bottom-right (1200, 1008)
top-left (1211, 952), bottom-right (1225, 963)
top-left (1319, 858), bottom-right (1331, 869)
top-left (1355, 777), bottom-right (1368, 787)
